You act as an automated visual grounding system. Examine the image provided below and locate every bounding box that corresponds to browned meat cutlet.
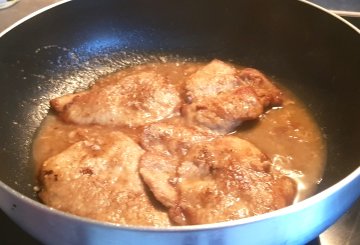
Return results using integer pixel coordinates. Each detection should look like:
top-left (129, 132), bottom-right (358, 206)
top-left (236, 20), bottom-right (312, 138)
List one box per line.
top-left (182, 86), bottom-right (264, 133)
top-left (182, 60), bottom-right (283, 133)
top-left (50, 71), bottom-right (180, 127)
top-left (238, 68), bottom-right (282, 107)
top-left (42, 60), bottom-right (293, 227)
top-left (39, 131), bottom-right (171, 226)
top-left (141, 119), bottom-right (217, 156)
top-left (140, 136), bottom-right (297, 225)
top-left (140, 153), bottom-right (179, 209)
top-left (139, 120), bottom-right (216, 208)
top-left (184, 59), bottom-right (239, 103)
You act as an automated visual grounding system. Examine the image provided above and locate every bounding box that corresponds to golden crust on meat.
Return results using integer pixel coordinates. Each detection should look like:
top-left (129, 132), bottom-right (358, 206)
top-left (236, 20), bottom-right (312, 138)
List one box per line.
top-left (51, 71), bottom-right (180, 127)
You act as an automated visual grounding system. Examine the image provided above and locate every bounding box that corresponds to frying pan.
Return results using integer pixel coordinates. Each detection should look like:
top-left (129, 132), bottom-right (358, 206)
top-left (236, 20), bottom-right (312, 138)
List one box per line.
top-left (0, 0), bottom-right (359, 244)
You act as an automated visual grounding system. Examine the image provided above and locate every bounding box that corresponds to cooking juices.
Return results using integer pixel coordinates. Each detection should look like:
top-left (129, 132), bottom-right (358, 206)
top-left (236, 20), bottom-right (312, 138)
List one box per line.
top-left (33, 61), bottom-right (326, 226)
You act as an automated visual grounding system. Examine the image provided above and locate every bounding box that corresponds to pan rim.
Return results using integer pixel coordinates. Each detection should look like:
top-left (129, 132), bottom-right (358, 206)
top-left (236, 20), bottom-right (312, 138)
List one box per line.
top-left (1, 167), bottom-right (359, 231)
top-left (0, 0), bottom-right (359, 233)
top-left (0, 0), bottom-right (359, 39)
top-left (298, 0), bottom-right (360, 33)
top-left (0, 0), bottom-right (71, 39)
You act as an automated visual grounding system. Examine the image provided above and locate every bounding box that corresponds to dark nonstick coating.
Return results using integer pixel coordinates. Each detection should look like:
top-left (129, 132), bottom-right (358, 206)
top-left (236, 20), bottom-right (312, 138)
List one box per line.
top-left (0, 0), bottom-right (359, 204)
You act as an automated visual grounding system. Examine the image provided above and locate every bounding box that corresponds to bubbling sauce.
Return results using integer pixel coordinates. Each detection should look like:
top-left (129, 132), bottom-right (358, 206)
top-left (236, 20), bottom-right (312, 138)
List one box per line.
top-left (33, 61), bottom-right (326, 225)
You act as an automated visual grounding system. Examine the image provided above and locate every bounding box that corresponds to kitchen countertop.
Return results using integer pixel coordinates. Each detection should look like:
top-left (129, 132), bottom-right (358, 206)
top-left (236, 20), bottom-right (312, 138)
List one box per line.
top-left (0, 1), bottom-right (359, 244)
top-left (311, 0), bottom-right (360, 16)
top-left (0, 0), bottom-right (59, 31)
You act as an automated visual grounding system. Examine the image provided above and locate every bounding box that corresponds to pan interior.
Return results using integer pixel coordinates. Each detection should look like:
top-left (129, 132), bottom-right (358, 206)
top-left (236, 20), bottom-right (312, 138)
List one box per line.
top-left (0, 0), bottom-right (359, 201)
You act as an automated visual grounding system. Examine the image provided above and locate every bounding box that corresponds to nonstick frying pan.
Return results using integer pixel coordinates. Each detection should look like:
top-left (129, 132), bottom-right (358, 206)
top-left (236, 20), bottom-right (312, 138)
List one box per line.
top-left (0, 0), bottom-right (359, 244)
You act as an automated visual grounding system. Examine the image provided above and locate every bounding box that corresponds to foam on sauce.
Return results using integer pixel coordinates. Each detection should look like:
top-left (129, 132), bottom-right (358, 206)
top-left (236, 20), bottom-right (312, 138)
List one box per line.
top-left (33, 61), bottom-right (326, 205)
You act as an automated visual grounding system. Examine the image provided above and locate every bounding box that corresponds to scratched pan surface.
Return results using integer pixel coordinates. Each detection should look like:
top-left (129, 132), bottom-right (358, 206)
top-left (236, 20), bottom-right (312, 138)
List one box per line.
top-left (0, 0), bottom-right (359, 244)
